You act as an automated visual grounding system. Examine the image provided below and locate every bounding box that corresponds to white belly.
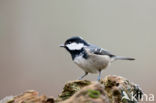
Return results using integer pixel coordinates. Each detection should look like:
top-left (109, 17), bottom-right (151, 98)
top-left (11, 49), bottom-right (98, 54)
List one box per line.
top-left (73, 55), bottom-right (111, 73)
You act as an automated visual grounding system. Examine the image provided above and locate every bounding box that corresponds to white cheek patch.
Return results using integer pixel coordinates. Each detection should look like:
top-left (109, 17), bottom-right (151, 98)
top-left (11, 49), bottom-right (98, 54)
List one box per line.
top-left (66, 43), bottom-right (84, 50)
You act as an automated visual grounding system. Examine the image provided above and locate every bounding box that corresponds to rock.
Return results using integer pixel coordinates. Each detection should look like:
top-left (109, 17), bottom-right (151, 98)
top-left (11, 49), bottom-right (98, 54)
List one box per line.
top-left (57, 75), bottom-right (143, 103)
top-left (101, 75), bottom-right (143, 103)
top-left (56, 80), bottom-right (91, 102)
top-left (60, 82), bottom-right (109, 103)
top-left (1, 75), bottom-right (143, 103)
top-left (5, 90), bottom-right (55, 103)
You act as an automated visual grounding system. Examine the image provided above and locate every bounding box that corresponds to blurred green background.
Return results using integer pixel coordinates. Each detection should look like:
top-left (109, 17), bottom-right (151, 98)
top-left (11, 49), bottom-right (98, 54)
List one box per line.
top-left (0, 0), bottom-right (156, 101)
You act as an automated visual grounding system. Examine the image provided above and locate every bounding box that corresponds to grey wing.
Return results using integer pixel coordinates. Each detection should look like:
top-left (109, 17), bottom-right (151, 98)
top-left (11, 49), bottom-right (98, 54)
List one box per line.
top-left (87, 44), bottom-right (115, 57)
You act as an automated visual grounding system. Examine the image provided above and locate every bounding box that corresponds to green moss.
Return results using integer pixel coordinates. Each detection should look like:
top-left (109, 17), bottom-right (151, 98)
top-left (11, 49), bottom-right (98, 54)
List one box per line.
top-left (88, 89), bottom-right (101, 99)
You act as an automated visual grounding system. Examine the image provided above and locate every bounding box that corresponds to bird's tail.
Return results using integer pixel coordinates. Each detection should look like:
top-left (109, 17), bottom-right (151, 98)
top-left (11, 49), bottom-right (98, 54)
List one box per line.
top-left (111, 56), bottom-right (135, 62)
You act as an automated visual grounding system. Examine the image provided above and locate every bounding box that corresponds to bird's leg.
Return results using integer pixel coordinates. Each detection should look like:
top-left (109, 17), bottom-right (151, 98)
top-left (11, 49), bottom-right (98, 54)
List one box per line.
top-left (78, 72), bottom-right (88, 80)
top-left (97, 70), bottom-right (102, 81)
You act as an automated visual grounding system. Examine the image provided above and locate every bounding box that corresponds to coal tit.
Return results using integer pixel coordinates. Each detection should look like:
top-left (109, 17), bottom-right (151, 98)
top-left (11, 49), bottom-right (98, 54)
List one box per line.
top-left (60, 36), bottom-right (135, 81)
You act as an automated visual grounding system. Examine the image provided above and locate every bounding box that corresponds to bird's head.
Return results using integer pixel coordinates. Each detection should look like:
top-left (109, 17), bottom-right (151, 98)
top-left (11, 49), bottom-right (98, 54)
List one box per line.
top-left (60, 36), bottom-right (89, 52)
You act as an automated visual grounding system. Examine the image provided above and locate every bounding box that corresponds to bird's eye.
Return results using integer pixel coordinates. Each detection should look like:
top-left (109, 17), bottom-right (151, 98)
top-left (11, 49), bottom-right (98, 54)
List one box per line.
top-left (68, 41), bottom-right (72, 44)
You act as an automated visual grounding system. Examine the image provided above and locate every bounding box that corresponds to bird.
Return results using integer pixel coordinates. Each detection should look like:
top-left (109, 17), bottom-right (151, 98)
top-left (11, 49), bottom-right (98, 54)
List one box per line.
top-left (59, 36), bottom-right (135, 81)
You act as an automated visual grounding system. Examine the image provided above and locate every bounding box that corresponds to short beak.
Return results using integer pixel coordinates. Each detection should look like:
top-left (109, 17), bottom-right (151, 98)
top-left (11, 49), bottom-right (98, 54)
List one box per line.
top-left (59, 44), bottom-right (65, 47)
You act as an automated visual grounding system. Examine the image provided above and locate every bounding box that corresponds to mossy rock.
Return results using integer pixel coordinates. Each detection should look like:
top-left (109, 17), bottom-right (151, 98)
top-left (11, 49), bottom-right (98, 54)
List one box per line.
top-left (56, 80), bottom-right (91, 102)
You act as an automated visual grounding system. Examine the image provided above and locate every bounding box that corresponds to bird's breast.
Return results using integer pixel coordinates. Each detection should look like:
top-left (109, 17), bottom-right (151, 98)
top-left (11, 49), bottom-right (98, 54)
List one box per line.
top-left (73, 54), bottom-right (111, 73)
